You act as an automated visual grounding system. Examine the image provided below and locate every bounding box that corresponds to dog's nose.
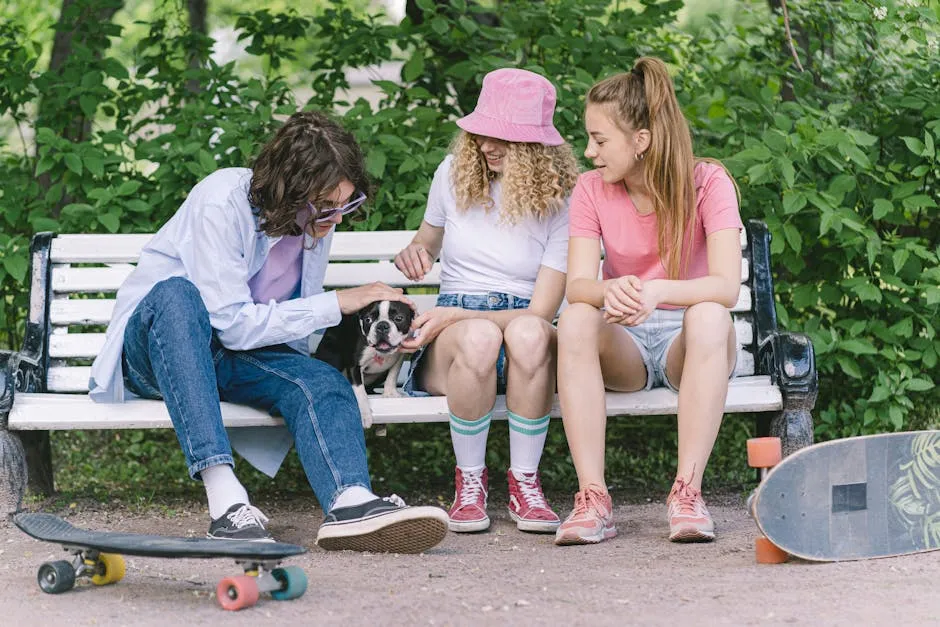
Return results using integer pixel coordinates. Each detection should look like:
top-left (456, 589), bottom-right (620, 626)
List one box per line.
top-left (375, 321), bottom-right (390, 334)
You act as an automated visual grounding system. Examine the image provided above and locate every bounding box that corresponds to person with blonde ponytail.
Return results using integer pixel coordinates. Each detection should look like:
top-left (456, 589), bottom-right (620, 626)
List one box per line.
top-left (394, 69), bottom-right (580, 535)
top-left (554, 58), bottom-right (744, 545)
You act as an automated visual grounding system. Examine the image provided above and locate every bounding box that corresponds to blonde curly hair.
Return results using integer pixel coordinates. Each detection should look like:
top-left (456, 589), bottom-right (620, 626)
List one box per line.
top-left (450, 132), bottom-right (579, 224)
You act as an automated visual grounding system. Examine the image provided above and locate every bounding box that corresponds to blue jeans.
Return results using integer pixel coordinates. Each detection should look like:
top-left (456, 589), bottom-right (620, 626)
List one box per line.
top-left (121, 277), bottom-right (370, 510)
top-left (403, 291), bottom-right (531, 397)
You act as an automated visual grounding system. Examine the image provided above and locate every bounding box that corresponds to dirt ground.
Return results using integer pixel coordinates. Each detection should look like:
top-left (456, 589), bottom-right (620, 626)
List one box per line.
top-left (1, 493), bottom-right (937, 626)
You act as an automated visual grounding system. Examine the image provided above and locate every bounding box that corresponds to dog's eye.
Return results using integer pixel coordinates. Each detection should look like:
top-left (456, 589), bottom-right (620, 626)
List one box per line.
top-left (394, 315), bottom-right (404, 323)
top-left (363, 317), bottom-right (373, 326)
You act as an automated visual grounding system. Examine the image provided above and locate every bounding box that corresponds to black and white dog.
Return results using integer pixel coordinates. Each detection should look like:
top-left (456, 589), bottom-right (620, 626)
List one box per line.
top-left (314, 300), bottom-right (415, 428)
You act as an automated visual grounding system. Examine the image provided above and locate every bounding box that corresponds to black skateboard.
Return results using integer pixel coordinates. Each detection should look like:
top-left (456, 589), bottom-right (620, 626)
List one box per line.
top-left (14, 513), bottom-right (307, 610)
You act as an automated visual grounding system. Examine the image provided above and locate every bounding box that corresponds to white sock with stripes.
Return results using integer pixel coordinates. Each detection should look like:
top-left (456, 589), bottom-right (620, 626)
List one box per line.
top-left (450, 411), bottom-right (492, 471)
top-left (508, 411), bottom-right (550, 474)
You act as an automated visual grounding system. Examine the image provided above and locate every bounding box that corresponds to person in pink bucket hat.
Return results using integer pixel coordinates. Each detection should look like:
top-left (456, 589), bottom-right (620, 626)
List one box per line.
top-left (393, 68), bottom-right (580, 535)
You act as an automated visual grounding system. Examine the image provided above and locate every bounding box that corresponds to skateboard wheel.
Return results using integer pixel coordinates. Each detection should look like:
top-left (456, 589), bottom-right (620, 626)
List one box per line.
top-left (38, 560), bottom-right (76, 594)
top-left (747, 437), bottom-right (782, 468)
top-left (755, 536), bottom-right (789, 564)
top-left (217, 575), bottom-right (260, 611)
top-left (270, 566), bottom-right (307, 601)
top-left (91, 553), bottom-right (125, 586)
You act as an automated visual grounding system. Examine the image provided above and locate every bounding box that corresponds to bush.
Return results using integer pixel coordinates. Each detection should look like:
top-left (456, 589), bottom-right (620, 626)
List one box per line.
top-left (2, 0), bottom-right (937, 452)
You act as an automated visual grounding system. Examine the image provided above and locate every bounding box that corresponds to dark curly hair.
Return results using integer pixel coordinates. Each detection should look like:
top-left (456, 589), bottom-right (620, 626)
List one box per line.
top-left (248, 111), bottom-right (370, 239)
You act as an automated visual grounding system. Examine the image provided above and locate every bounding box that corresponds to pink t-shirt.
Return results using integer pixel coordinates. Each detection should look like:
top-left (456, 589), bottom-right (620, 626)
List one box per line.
top-left (569, 162), bottom-right (743, 291)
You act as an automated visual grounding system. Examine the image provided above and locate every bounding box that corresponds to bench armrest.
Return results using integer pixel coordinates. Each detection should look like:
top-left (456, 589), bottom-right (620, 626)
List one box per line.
top-left (758, 331), bottom-right (817, 454)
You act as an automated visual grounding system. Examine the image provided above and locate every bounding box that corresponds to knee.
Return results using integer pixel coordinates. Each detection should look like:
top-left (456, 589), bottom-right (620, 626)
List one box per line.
top-left (150, 278), bottom-right (208, 317)
top-left (557, 303), bottom-right (601, 347)
top-left (683, 303), bottom-right (732, 350)
top-left (504, 316), bottom-right (553, 365)
top-left (146, 278), bottom-right (210, 334)
top-left (453, 320), bottom-right (502, 376)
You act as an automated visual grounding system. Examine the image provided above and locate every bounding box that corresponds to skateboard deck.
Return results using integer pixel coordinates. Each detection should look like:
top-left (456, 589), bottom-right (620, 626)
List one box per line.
top-left (752, 431), bottom-right (940, 562)
top-left (14, 513), bottom-right (308, 610)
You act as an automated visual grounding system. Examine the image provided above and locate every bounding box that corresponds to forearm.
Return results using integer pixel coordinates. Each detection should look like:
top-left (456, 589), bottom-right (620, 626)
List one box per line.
top-left (566, 277), bottom-right (606, 309)
top-left (651, 277), bottom-right (740, 309)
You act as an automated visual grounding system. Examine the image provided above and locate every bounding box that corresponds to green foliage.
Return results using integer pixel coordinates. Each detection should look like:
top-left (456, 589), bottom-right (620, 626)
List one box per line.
top-left (681, 0), bottom-right (939, 437)
top-left (2, 0), bottom-right (937, 465)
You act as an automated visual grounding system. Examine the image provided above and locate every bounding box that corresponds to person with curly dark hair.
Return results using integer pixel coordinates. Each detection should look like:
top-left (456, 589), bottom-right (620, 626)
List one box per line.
top-left (89, 111), bottom-right (448, 552)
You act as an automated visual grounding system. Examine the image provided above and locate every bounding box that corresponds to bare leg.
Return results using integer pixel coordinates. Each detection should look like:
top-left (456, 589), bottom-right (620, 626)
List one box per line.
top-left (503, 315), bottom-right (556, 417)
top-left (665, 303), bottom-right (737, 490)
top-left (557, 304), bottom-right (648, 490)
top-left (419, 319), bottom-right (502, 418)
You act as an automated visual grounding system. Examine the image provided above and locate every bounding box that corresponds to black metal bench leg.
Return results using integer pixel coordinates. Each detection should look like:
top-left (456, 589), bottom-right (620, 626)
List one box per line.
top-left (762, 331), bottom-right (817, 457)
top-left (0, 429), bottom-right (27, 516)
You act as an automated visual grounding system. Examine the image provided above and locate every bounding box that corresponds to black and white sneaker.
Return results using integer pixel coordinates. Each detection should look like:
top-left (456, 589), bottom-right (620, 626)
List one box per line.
top-left (207, 504), bottom-right (274, 542)
top-left (316, 494), bottom-right (448, 553)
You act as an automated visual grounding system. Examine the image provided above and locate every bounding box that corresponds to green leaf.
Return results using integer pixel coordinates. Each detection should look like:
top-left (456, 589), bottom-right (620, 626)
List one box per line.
top-left (64, 153), bottom-right (82, 175)
top-left (116, 180), bottom-right (142, 196)
top-left (901, 136), bottom-right (926, 156)
top-left (402, 52), bottom-right (425, 82)
top-left (836, 355), bottom-right (863, 379)
top-left (847, 129), bottom-right (878, 146)
top-left (778, 158), bottom-right (795, 187)
top-left (98, 212), bottom-right (120, 232)
top-left (872, 198), bottom-right (892, 220)
top-left (2, 254), bottom-right (27, 282)
top-left (892, 249), bottom-right (910, 273)
top-left (398, 157), bottom-right (421, 174)
top-left (366, 149), bottom-right (387, 178)
top-left (889, 317), bottom-right (913, 338)
top-left (902, 195), bottom-right (938, 211)
top-left (924, 131), bottom-right (935, 159)
top-left (888, 405), bottom-right (903, 429)
top-left (782, 191), bottom-right (806, 215)
top-left (869, 386), bottom-right (890, 403)
top-left (199, 150), bottom-right (216, 172)
top-left (35, 155), bottom-right (55, 176)
top-left (840, 339), bottom-right (878, 355)
top-left (61, 203), bottom-right (94, 217)
top-left (79, 94), bottom-right (97, 119)
top-left (783, 223), bottom-right (802, 254)
top-left (85, 154), bottom-right (105, 178)
top-left (906, 378), bottom-right (934, 392)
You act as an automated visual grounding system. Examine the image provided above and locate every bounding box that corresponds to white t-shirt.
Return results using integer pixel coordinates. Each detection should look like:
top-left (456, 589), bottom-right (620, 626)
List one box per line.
top-left (424, 155), bottom-right (570, 299)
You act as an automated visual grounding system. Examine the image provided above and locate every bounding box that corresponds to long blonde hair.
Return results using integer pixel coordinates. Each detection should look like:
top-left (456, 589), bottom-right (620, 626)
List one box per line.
top-left (587, 57), bottom-right (736, 279)
top-left (450, 132), bottom-right (579, 223)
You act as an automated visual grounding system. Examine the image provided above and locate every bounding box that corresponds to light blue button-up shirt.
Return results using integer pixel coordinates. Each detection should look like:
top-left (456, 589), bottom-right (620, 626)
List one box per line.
top-left (89, 167), bottom-right (343, 403)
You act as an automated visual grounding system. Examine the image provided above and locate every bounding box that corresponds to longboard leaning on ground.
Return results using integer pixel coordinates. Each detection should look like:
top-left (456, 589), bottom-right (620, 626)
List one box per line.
top-left (746, 430), bottom-right (940, 563)
top-left (14, 512), bottom-right (307, 610)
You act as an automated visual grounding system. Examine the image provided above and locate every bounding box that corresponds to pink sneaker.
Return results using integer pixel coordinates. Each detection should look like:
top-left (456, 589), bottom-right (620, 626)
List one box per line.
top-left (507, 469), bottom-right (560, 533)
top-left (554, 485), bottom-right (616, 545)
top-left (448, 467), bottom-right (490, 532)
top-left (667, 477), bottom-right (715, 542)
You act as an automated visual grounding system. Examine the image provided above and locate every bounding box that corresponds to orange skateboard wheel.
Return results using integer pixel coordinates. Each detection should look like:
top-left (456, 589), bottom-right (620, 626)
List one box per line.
top-left (216, 575), bottom-right (260, 611)
top-left (747, 437), bottom-right (782, 468)
top-left (755, 535), bottom-right (789, 564)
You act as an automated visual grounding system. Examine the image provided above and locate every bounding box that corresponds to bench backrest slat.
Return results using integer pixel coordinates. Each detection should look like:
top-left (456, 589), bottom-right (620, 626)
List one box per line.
top-left (42, 230), bottom-right (759, 393)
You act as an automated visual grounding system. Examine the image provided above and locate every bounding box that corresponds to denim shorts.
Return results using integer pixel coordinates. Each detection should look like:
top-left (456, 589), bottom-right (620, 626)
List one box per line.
top-left (620, 308), bottom-right (737, 392)
top-left (403, 292), bottom-right (531, 397)
top-left (619, 308), bottom-right (686, 392)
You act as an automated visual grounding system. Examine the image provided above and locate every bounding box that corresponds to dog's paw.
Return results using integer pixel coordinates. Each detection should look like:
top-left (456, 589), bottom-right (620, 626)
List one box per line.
top-left (382, 386), bottom-right (402, 398)
top-left (360, 408), bottom-right (374, 429)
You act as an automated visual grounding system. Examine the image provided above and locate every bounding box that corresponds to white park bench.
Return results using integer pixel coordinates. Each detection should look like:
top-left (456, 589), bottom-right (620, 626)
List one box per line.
top-left (0, 220), bottom-right (817, 513)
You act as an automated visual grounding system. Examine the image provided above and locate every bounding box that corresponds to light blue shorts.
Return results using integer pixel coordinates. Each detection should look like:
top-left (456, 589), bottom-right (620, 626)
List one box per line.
top-left (619, 308), bottom-right (686, 392)
top-left (619, 308), bottom-right (736, 392)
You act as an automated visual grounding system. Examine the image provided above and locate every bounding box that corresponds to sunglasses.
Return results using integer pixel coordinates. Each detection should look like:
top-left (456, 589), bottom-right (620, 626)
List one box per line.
top-left (308, 191), bottom-right (367, 223)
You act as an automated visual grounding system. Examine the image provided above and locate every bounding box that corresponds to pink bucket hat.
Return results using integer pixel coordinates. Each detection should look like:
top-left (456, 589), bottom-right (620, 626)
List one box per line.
top-left (456, 68), bottom-right (564, 146)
